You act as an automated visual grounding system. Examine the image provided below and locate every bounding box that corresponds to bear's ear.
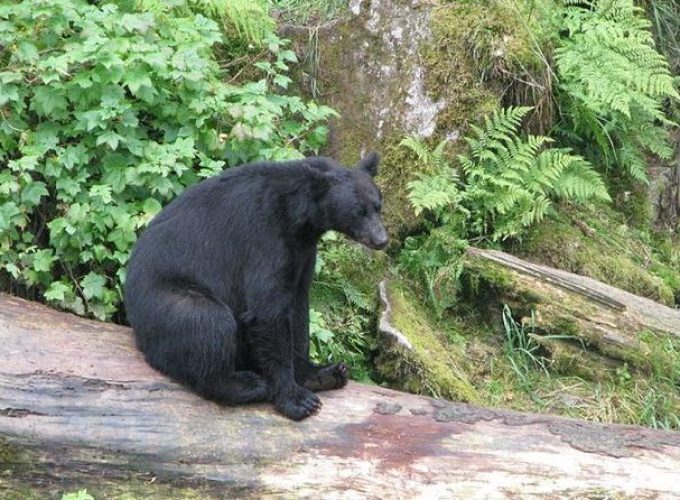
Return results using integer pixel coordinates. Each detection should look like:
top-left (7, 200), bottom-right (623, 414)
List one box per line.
top-left (302, 161), bottom-right (332, 188)
top-left (357, 152), bottom-right (380, 177)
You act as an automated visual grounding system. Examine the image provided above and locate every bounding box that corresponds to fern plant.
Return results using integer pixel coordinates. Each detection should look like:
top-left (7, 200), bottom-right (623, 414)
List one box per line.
top-left (401, 136), bottom-right (467, 220)
top-left (555, 0), bottom-right (680, 180)
top-left (399, 107), bottom-right (610, 312)
top-left (400, 137), bottom-right (469, 315)
top-left (460, 106), bottom-right (611, 240)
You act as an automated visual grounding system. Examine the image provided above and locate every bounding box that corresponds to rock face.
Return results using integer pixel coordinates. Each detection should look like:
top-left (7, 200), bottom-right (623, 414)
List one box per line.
top-left (283, 0), bottom-right (449, 233)
top-left (290, 0), bottom-right (442, 158)
top-left (283, 2), bottom-right (434, 231)
top-left (282, 0), bottom-right (538, 233)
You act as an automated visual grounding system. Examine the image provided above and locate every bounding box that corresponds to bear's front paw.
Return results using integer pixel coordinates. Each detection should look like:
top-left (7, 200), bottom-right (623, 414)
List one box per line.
top-left (303, 362), bottom-right (349, 392)
top-left (326, 362), bottom-right (349, 389)
top-left (276, 386), bottom-right (322, 421)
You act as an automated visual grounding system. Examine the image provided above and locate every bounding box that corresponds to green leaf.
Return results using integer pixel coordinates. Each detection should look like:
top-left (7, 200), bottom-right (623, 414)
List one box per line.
top-left (32, 86), bottom-right (68, 116)
top-left (123, 68), bottom-right (154, 95)
top-left (280, 50), bottom-right (297, 63)
top-left (0, 171), bottom-right (19, 195)
top-left (59, 144), bottom-right (89, 170)
top-left (9, 155), bottom-right (38, 172)
top-left (32, 249), bottom-right (55, 273)
top-left (17, 41), bottom-right (39, 63)
top-left (76, 110), bottom-right (105, 132)
top-left (0, 72), bottom-right (23, 84)
top-left (44, 281), bottom-right (71, 302)
top-left (120, 13), bottom-right (155, 34)
top-left (89, 184), bottom-right (113, 203)
top-left (0, 202), bottom-right (20, 231)
top-left (273, 74), bottom-right (291, 89)
top-left (142, 197), bottom-right (162, 216)
top-left (96, 131), bottom-right (124, 151)
top-left (314, 329), bottom-right (334, 343)
top-left (0, 83), bottom-right (19, 105)
top-left (81, 272), bottom-right (107, 300)
top-left (21, 182), bottom-right (49, 206)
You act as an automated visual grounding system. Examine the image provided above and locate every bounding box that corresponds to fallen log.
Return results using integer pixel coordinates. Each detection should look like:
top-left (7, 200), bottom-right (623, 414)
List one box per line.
top-left (465, 248), bottom-right (680, 374)
top-left (1, 293), bottom-right (680, 498)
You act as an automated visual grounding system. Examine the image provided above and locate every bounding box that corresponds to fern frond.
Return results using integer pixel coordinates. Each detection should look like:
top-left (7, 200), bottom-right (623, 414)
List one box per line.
top-left (407, 170), bottom-right (462, 217)
top-left (556, 0), bottom-right (680, 180)
top-left (401, 136), bottom-right (463, 221)
top-left (460, 106), bottom-right (609, 240)
top-left (400, 136), bottom-right (435, 167)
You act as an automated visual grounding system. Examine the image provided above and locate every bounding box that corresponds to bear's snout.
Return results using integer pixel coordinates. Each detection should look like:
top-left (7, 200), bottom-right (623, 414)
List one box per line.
top-left (364, 224), bottom-right (389, 250)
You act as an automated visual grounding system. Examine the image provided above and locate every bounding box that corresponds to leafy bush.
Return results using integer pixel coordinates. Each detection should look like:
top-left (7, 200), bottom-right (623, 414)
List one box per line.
top-left (555, 0), bottom-right (680, 180)
top-left (0, 0), bottom-right (335, 320)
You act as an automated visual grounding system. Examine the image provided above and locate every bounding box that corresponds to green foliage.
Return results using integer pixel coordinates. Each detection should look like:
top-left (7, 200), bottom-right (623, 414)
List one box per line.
top-left (399, 137), bottom-right (469, 315)
top-left (271, 0), bottom-right (348, 24)
top-left (402, 107), bottom-right (610, 243)
top-left (0, 0), bottom-right (335, 319)
top-left (555, 0), bottom-right (680, 180)
top-left (502, 305), bottom-right (548, 390)
top-left (133, 0), bottom-right (273, 45)
top-left (187, 0), bottom-right (273, 43)
top-left (61, 490), bottom-right (94, 500)
top-left (309, 233), bottom-right (383, 382)
top-left (402, 137), bottom-right (467, 220)
top-left (461, 106), bottom-right (611, 240)
top-left (309, 308), bottom-right (335, 362)
top-left (644, 0), bottom-right (680, 75)
top-left (400, 107), bottom-right (609, 313)
top-left (400, 229), bottom-right (468, 317)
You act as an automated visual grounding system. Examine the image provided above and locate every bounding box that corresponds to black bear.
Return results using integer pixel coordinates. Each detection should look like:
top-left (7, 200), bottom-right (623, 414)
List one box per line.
top-left (124, 153), bottom-right (387, 420)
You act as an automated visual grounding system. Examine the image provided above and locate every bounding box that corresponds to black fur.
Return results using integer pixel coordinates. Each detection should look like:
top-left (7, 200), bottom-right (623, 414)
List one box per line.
top-left (124, 154), bottom-right (387, 420)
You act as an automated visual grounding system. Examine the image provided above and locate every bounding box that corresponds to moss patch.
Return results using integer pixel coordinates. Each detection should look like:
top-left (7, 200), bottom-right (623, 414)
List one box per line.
top-left (376, 281), bottom-right (479, 402)
top-left (425, 1), bottom-right (551, 135)
top-left (514, 203), bottom-right (680, 306)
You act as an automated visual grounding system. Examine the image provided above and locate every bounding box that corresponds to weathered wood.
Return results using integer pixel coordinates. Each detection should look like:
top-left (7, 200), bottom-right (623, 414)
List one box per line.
top-left (2, 293), bottom-right (680, 498)
top-left (468, 247), bottom-right (680, 335)
top-left (466, 248), bottom-right (680, 372)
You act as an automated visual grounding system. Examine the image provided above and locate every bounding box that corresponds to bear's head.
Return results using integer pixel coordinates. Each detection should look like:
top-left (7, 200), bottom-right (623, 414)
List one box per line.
top-left (309, 153), bottom-right (388, 250)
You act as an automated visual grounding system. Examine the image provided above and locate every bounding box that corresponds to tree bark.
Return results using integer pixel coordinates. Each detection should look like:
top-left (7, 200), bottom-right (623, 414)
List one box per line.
top-left (1, 293), bottom-right (680, 498)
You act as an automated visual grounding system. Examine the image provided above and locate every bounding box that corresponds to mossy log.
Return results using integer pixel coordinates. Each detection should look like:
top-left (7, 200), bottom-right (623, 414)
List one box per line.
top-left (2, 294), bottom-right (680, 497)
top-left (376, 280), bottom-right (479, 403)
top-left (465, 248), bottom-right (680, 374)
